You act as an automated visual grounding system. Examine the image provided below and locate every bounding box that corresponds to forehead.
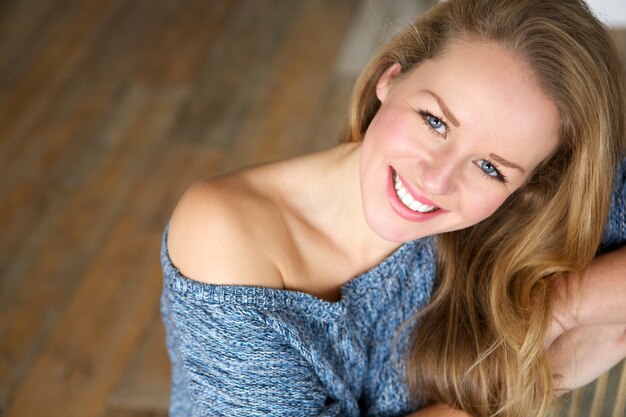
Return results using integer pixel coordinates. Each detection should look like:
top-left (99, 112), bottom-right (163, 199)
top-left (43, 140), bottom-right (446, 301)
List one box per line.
top-left (400, 39), bottom-right (561, 174)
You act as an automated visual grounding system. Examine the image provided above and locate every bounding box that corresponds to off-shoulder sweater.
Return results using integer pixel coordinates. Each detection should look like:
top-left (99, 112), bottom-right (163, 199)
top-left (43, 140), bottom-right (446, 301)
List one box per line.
top-left (160, 158), bottom-right (625, 417)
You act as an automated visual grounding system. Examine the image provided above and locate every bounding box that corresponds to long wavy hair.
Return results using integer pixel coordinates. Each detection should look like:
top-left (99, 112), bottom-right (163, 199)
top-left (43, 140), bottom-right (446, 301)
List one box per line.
top-left (343, 1), bottom-right (625, 416)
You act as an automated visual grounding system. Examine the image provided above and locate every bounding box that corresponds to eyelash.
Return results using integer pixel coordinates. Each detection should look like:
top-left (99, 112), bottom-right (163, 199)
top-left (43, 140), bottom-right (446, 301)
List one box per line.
top-left (476, 160), bottom-right (508, 183)
top-left (416, 108), bottom-right (508, 184)
top-left (417, 109), bottom-right (450, 138)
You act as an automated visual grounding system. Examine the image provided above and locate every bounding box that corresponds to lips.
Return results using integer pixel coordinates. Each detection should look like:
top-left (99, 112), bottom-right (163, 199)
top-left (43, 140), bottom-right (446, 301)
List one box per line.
top-left (386, 167), bottom-right (446, 222)
top-left (393, 170), bottom-right (439, 213)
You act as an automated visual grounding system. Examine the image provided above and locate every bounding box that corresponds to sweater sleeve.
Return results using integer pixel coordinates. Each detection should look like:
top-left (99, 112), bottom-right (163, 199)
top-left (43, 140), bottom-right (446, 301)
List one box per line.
top-left (161, 289), bottom-right (344, 417)
top-left (599, 157), bottom-right (626, 253)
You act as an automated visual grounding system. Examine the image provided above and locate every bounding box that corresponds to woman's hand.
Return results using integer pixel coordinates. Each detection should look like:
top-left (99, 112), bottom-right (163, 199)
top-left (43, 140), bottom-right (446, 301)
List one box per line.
top-left (547, 323), bottom-right (626, 393)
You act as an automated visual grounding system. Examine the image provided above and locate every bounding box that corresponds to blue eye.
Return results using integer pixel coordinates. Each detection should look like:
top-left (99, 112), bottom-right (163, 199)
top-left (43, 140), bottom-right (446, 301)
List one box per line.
top-left (476, 159), bottom-right (507, 183)
top-left (478, 160), bottom-right (497, 176)
top-left (418, 109), bottom-right (448, 136)
top-left (426, 115), bottom-right (446, 135)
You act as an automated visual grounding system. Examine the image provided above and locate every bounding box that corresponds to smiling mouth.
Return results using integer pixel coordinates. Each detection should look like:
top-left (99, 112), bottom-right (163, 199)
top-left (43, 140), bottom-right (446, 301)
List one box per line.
top-left (392, 170), bottom-right (439, 213)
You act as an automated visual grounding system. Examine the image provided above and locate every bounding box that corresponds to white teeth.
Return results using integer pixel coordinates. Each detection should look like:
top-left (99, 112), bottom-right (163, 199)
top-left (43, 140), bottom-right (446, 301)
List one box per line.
top-left (392, 171), bottom-right (439, 213)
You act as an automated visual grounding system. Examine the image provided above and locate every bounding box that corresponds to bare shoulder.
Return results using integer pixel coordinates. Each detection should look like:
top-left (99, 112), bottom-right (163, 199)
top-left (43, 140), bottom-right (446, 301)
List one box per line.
top-left (166, 171), bottom-right (285, 289)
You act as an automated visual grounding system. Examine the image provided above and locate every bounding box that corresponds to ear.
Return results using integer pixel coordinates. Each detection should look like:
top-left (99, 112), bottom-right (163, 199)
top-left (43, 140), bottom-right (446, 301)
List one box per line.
top-left (376, 63), bottom-right (402, 103)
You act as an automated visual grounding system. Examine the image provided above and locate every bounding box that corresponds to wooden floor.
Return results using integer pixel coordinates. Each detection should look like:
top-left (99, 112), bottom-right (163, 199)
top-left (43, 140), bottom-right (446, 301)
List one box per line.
top-left (0, 1), bottom-right (624, 416)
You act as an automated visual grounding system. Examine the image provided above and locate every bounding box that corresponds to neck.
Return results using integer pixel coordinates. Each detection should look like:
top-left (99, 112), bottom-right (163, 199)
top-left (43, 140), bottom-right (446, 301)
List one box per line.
top-left (309, 142), bottom-right (402, 263)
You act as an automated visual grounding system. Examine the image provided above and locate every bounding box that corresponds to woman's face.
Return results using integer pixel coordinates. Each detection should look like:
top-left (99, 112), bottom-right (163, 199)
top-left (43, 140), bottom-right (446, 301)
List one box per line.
top-left (359, 39), bottom-right (560, 242)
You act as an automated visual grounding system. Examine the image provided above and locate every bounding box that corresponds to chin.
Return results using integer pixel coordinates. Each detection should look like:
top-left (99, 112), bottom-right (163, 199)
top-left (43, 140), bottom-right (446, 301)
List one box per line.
top-left (376, 230), bottom-right (409, 243)
top-left (364, 212), bottom-right (417, 243)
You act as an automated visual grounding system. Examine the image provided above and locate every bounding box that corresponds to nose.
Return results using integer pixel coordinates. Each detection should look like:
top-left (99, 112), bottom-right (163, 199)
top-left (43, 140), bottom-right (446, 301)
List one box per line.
top-left (416, 152), bottom-right (458, 196)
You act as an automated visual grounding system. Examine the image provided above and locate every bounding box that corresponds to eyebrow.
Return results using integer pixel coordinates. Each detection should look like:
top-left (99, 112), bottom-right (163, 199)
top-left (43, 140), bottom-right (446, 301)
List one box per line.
top-left (422, 89), bottom-right (461, 127)
top-left (489, 153), bottom-right (526, 174)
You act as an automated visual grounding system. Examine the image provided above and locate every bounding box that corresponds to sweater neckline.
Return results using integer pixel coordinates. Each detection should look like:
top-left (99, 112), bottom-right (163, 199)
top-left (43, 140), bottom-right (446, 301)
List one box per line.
top-left (161, 223), bottom-right (423, 318)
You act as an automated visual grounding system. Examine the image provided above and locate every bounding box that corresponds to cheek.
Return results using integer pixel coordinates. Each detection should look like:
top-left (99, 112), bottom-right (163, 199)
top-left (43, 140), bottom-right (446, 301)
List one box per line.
top-left (366, 105), bottom-right (416, 149)
top-left (462, 192), bottom-right (508, 224)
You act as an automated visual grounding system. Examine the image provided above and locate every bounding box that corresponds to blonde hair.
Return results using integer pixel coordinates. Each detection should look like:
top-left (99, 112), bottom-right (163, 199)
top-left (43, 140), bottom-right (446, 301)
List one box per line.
top-left (343, 1), bottom-right (626, 416)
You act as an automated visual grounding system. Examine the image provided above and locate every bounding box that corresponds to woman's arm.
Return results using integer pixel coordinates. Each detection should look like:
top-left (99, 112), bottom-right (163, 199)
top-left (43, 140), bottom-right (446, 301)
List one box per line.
top-left (550, 246), bottom-right (626, 336)
top-left (548, 322), bottom-right (626, 392)
top-left (569, 246), bottom-right (626, 327)
top-left (546, 248), bottom-right (626, 392)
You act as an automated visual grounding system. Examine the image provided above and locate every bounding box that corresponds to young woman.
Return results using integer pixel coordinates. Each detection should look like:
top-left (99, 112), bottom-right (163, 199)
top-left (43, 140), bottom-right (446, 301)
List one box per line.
top-left (161, 1), bottom-right (626, 416)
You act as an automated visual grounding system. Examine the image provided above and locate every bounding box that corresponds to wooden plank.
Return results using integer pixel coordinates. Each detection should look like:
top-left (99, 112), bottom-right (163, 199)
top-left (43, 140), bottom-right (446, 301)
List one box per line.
top-left (4, 140), bottom-right (220, 417)
top-left (0, 0), bottom-right (61, 71)
top-left (218, 0), bottom-right (358, 171)
top-left (0, 0), bottom-right (200, 210)
top-left (335, 0), bottom-right (434, 77)
top-left (103, 409), bottom-right (167, 417)
top-left (132, 0), bottom-right (236, 87)
top-left (611, 360), bottom-right (626, 417)
top-left (0, 6), bottom-right (233, 408)
top-left (0, 86), bottom-right (187, 413)
top-left (166, 0), bottom-right (300, 148)
top-left (0, 0), bottom-right (180, 286)
top-left (0, 0), bottom-right (164, 194)
top-left (307, 74), bottom-right (355, 152)
top-left (0, 90), bottom-right (149, 408)
top-left (589, 372), bottom-right (609, 417)
top-left (600, 360), bottom-right (625, 417)
top-left (0, 86), bottom-right (150, 304)
top-left (0, 0), bottom-right (233, 261)
top-left (568, 388), bottom-right (584, 417)
top-left (0, 0), bottom-right (136, 249)
top-left (0, 0), bottom-right (127, 152)
top-left (106, 312), bottom-right (170, 413)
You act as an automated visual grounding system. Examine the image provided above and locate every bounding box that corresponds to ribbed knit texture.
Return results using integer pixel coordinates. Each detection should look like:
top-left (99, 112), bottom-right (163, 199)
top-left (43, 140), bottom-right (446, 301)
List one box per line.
top-left (161, 158), bottom-right (625, 417)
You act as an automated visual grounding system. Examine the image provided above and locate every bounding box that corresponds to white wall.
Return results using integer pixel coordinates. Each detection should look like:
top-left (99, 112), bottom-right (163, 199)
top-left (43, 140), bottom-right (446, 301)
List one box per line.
top-left (585, 0), bottom-right (626, 27)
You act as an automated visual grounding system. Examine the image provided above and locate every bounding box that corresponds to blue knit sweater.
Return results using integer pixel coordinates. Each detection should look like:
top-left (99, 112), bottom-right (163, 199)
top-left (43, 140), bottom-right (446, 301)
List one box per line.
top-left (160, 159), bottom-right (625, 417)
